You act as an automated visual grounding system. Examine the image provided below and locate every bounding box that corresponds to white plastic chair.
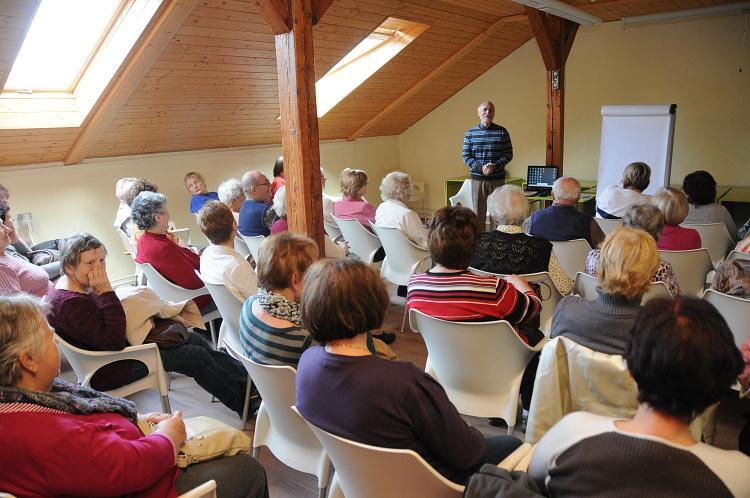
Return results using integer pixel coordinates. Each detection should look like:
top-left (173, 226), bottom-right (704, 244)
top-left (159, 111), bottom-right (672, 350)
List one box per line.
top-left (682, 222), bottom-right (734, 267)
top-left (371, 224), bottom-right (431, 332)
top-left (225, 342), bottom-right (331, 498)
top-left (550, 239), bottom-right (592, 280)
top-left (727, 250), bottom-right (750, 263)
top-left (448, 179), bottom-right (473, 211)
top-left (197, 272), bottom-right (253, 428)
top-left (324, 219), bottom-right (343, 242)
top-left (659, 248), bottom-right (713, 297)
top-left (55, 333), bottom-right (171, 413)
top-left (409, 309), bottom-right (545, 433)
top-left (116, 229), bottom-right (142, 285)
top-left (572, 272), bottom-right (672, 304)
top-left (240, 235), bottom-right (265, 264)
top-left (468, 269), bottom-right (561, 335)
top-left (136, 262), bottom-right (221, 347)
top-left (233, 234), bottom-right (252, 260)
top-left (595, 218), bottom-right (622, 236)
top-left (332, 215), bottom-right (382, 266)
top-left (177, 480), bottom-right (216, 498)
top-left (297, 407), bottom-right (464, 498)
top-left (703, 289), bottom-right (750, 348)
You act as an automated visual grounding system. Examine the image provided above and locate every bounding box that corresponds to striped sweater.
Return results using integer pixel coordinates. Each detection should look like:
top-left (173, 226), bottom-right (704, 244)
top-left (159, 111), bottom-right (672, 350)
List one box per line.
top-left (406, 270), bottom-right (541, 342)
top-left (461, 122), bottom-right (513, 180)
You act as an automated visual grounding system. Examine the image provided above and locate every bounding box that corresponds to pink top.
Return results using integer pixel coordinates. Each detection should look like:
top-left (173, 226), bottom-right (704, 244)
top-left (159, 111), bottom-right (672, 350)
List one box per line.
top-left (334, 197), bottom-right (376, 231)
top-left (271, 217), bottom-right (289, 234)
top-left (0, 253), bottom-right (53, 297)
top-left (271, 176), bottom-right (285, 200)
top-left (657, 224), bottom-right (702, 251)
top-left (0, 263), bottom-right (22, 296)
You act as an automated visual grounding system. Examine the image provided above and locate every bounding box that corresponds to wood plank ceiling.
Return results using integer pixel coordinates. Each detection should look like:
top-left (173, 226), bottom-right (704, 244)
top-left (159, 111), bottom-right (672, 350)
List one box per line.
top-left (0, 0), bottom-right (743, 166)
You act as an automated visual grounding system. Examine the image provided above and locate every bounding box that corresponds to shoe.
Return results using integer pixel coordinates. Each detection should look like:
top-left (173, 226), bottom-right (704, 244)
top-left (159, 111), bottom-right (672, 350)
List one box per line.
top-left (521, 409), bottom-right (529, 433)
top-left (373, 332), bottom-right (396, 345)
top-left (488, 417), bottom-right (507, 428)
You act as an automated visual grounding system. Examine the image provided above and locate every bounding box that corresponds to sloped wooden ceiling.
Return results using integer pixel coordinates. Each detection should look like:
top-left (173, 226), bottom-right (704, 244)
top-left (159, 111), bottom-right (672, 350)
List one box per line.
top-left (0, 0), bottom-right (744, 166)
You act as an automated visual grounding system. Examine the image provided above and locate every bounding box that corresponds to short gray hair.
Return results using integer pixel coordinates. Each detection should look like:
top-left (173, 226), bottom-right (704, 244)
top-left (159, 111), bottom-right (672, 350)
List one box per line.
top-left (0, 294), bottom-right (50, 387)
top-left (623, 203), bottom-right (664, 242)
top-left (379, 171), bottom-right (412, 202)
top-left (217, 178), bottom-right (243, 205)
top-left (273, 185), bottom-right (287, 218)
top-left (60, 233), bottom-right (105, 276)
top-left (131, 191), bottom-right (167, 230)
top-left (552, 176), bottom-right (580, 202)
top-left (488, 184), bottom-right (530, 226)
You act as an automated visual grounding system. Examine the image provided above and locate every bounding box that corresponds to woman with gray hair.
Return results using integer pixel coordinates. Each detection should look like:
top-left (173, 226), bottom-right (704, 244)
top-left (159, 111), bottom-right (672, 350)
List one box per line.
top-left (585, 203), bottom-right (680, 296)
top-left (470, 184), bottom-right (572, 295)
top-left (375, 171), bottom-right (428, 249)
top-left (131, 191), bottom-right (212, 310)
top-left (0, 293), bottom-right (269, 497)
top-left (218, 178), bottom-right (243, 223)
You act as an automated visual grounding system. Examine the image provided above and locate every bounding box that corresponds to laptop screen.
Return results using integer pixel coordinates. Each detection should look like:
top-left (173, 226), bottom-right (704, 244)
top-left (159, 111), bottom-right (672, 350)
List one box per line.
top-left (527, 166), bottom-right (558, 189)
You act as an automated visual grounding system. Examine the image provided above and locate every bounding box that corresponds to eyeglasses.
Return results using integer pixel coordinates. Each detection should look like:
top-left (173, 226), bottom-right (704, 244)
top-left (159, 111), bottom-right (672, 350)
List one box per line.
top-left (257, 182), bottom-right (271, 188)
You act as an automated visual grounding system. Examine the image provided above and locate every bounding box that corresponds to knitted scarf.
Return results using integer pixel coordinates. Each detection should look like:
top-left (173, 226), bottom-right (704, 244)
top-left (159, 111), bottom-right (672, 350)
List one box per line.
top-left (0, 378), bottom-right (138, 424)
top-left (256, 288), bottom-right (302, 326)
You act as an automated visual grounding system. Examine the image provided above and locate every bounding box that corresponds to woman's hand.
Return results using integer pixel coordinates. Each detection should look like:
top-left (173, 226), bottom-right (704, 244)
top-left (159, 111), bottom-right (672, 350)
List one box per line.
top-left (154, 410), bottom-right (187, 449)
top-left (88, 268), bottom-right (113, 294)
top-left (505, 274), bottom-right (533, 294)
top-left (140, 412), bottom-right (172, 424)
top-left (3, 215), bottom-right (20, 244)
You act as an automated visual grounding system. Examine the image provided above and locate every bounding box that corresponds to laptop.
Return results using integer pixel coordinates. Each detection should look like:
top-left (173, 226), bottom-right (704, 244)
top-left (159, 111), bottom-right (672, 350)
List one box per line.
top-left (526, 166), bottom-right (558, 195)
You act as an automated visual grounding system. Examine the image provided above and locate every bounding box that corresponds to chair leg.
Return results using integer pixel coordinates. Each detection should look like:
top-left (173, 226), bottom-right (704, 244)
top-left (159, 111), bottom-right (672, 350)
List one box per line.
top-left (240, 378), bottom-right (252, 429)
top-left (161, 395), bottom-right (172, 414)
top-left (208, 320), bottom-right (217, 348)
top-left (400, 306), bottom-right (408, 333)
top-left (317, 486), bottom-right (327, 498)
top-left (507, 424), bottom-right (514, 436)
top-left (252, 446), bottom-right (260, 459)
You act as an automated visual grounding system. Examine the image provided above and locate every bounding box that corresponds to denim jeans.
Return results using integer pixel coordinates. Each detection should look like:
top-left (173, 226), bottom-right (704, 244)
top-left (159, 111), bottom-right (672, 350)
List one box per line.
top-left (130, 332), bottom-right (248, 415)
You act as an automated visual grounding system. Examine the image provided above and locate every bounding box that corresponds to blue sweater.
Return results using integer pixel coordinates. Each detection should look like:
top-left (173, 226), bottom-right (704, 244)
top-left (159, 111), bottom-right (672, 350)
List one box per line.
top-left (462, 122), bottom-right (513, 180)
top-left (190, 192), bottom-right (219, 214)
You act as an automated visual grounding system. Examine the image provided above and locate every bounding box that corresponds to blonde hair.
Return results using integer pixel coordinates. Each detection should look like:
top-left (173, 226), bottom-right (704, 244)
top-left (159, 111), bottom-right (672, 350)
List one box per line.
top-left (256, 232), bottom-right (319, 291)
top-left (339, 168), bottom-right (369, 197)
top-left (598, 226), bottom-right (660, 300)
top-left (622, 162), bottom-right (651, 191)
top-left (183, 171), bottom-right (206, 186)
top-left (487, 184), bottom-right (530, 226)
top-left (653, 187), bottom-right (689, 225)
top-left (379, 171), bottom-right (412, 202)
top-left (0, 295), bottom-right (50, 387)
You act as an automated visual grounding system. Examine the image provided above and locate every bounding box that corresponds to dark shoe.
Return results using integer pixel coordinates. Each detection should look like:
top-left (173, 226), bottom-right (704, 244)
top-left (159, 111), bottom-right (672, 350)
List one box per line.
top-left (396, 285), bottom-right (408, 297)
top-left (373, 332), bottom-right (396, 345)
top-left (488, 417), bottom-right (507, 428)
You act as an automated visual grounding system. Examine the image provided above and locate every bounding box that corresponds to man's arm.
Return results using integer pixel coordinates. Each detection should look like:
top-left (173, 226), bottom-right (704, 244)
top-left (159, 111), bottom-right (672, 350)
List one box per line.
top-left (589, 219), bottom-right (606, 248)
top-left (493, 128), bottom-right (513, 169)
top-left (461, 130), bottom-right (482, 171)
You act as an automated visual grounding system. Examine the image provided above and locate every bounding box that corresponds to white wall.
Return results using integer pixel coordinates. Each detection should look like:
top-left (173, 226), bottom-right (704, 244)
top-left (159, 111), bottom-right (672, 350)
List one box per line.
top-left (0, 136), bottom-right (399, 283)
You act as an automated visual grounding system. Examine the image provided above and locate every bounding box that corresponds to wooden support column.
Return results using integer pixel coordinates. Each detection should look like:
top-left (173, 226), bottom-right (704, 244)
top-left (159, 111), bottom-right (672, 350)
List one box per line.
top-left (257, 0), bottom-right (325, 253)
top-left (525, 7), bottom-right (578, 174)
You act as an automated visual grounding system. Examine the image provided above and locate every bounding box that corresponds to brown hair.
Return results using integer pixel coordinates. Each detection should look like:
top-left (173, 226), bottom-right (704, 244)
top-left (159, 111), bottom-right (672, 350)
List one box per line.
top-left (123, 178), bottom-right (158, 207)
top-left (256, 232), bottom-right (318, 290)
top-left (427, 206), bottom-right (481, 269)
top-left (622, 162), bottom-right (651, 191)
top-left (197, 201), bottom-right (234, 245)
top-left (598, 226), bottom-right (659, 300)
top-left (302, 258), bottom-right (389, 342)
top-left (339, 168), bottom-right (369, 197)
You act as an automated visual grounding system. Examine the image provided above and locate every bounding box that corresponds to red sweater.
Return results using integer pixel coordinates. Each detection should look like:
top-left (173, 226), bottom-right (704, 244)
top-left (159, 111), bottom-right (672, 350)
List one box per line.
top-left (657, 224), bottom-right (702, 251)
top-left (135, 231), bottom-right (211, 310)
top-left (0, 405), bottom-right (178, 497)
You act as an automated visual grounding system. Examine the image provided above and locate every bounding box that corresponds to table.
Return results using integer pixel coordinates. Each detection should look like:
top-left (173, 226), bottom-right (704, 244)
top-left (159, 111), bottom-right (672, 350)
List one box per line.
top-left (719, 187), bottom-right (750, 229)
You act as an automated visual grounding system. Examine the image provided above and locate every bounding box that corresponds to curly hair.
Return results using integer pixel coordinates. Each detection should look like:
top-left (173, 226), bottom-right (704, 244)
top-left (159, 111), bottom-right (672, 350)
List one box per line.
top-left (682, 170), bottom-right (717, 205)
top-left (379, 171), bottom-right (412, 203)
top-left (130, 191), bottom-right (167, 231)
top-left (123, 178), bottom-right (158, 207)
top-left (427, 206), bottom-right (482, 269)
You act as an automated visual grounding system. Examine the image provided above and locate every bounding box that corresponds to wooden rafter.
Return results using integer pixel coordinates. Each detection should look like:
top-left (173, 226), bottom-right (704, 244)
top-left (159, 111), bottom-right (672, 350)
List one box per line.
top-left (254, 0), bottom-right (292, 35)
top-left (347, 14), bottom-right (526, 141)
top-left (63, 0), bottom-right (199, 165)
top-left (312, 0), bottom-right (334, 24)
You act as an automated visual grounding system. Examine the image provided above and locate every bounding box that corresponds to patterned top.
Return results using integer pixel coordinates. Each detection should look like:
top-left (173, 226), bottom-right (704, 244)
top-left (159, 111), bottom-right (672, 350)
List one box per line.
top-left (461, 122), bottom-right (513, 180)
top-left (585, 249), bottom-right (680, 297)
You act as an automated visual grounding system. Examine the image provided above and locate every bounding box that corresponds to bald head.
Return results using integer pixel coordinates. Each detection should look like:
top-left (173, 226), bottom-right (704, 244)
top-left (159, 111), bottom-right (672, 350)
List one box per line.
top-left (551, 176), bottom-right (581, 206)
top-left (241, 170), bottom-right (271, 203)
top-left (477, 101), bottom-right (495, 127)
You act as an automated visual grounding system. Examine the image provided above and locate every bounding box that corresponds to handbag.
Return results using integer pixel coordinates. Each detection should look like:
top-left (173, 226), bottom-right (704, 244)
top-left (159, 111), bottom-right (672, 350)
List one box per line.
top-left (145, 318), bottom-right (189, 348)
top-left (138, 416), bottom-right (251, 468)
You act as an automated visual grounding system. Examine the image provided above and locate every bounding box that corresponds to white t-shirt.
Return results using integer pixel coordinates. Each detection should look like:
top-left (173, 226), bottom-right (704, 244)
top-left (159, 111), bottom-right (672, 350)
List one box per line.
top-left (595, 185), bottom-right (651, 218)
top-left (199, 243), bottom-right (257, 302)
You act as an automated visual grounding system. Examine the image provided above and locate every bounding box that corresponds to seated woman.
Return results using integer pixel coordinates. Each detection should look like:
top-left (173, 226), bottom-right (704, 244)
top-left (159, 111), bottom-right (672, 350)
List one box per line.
top-left (198, 201), bottom-right (258, 302)
top-left (271, 156), bottom-right (285, 201)
top-left (132, 191), bottom-right (212, 311)
top-left (0, 217), bottom-right (53, 297)
top-left (682, 170), bottom-right (737, 238)
top-left (185, 171), bottom-right (219, 214)
top-left (217, 178), bottom-right (244, 224)
top-left (239, 232), bottom-right (318, 367)
top-left (113, 177), bottom-right (137, 232)
top-left (270, 186), bottom-right (288, 234)
top-left (586, 203), bottom-right (680, 297)
top-left (47, 233), bottom-right (249, 417)
top-left (296, 258), bottom-right (522, 484)
top-left (375, 171), bottom-right (428, 249)
top-left (553, 226), bottom-right (659, 355)
top-left (470, 184), bottom-right (572, 296)
top-left (653, 187), bottom-right (701, 250)
top-left (596, 161), bottom-right (652, 219)
top-left (0, 294), bottom-right (268, 498)
top-left (530, 296), bottom-right (750, 496)
top-left (334, 168), bottom-right (376, 230)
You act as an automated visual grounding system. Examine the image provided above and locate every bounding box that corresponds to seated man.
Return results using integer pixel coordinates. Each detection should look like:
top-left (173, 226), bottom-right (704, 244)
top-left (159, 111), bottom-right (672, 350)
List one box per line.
top-left (527, 176), bottom-right (605, 248)
top-left (198, 201), bottom-right (258, 302)
top-left (238, 170), bottom-right (276, 237)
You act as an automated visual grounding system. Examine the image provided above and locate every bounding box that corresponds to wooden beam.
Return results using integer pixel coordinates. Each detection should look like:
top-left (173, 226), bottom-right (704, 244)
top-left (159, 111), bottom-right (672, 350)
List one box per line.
top-left (311, 0), bottom-right (334, 24)
top-left (253, 0), bottom-right (292, 35)
top-left (63, 0), bottom-right (199, 165)
top-left (347, 14), bottom-right (525, 141)
top-left (275, 0), bottom-right (325, 253)
top-left (524, 7), bottom-right (557, 70)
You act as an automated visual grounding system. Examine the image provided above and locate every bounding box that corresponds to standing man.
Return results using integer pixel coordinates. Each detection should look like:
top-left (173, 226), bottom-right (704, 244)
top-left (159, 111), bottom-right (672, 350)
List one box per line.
top-left (462, 101), bottom-right (513, 230)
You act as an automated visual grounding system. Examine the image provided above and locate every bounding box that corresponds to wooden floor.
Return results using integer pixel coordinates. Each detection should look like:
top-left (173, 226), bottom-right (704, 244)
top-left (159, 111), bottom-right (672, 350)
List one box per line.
top-left (59, 287), bottom-right (749, 498)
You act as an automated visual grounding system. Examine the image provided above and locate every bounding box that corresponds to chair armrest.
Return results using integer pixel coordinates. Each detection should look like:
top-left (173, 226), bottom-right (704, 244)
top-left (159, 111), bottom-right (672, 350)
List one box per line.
top-left (497, 443), bottom-right (533, 471)
top-left (70, 342), bottom-right (160, 358)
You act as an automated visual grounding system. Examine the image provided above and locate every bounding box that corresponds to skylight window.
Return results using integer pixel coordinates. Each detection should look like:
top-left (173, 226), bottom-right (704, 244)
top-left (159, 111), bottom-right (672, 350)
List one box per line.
top-left (5, 0), bottom-right (123, 92)
top-left (315, 18), bottom-right (429, 118)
